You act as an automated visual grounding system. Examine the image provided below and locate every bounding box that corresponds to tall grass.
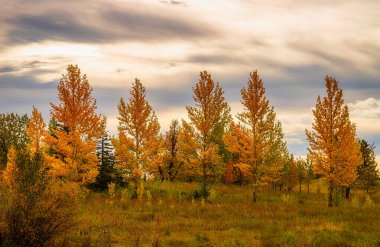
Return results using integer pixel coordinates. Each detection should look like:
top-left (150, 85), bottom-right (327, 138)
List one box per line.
top-left (38, 180), bottom-right (379, 246)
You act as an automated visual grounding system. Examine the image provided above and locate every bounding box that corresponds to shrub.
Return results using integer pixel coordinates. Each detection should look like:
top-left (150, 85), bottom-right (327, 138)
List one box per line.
top-left (2, 149), bottom-right (78, 246)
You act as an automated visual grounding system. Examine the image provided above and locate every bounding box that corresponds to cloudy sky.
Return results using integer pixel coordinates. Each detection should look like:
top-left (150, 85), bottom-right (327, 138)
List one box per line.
top-left (0, 0), bottom-right (379, 159)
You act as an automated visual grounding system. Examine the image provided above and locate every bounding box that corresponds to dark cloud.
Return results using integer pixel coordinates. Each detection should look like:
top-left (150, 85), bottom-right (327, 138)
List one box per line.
top-left (160, 0), bottom-right (187, 7)
top-left (92, 87), bottom-right (130, 114)
top-left (347, 42), bottom-right (380, 61)
top-left (251, 38), bottom-right (270, 47)
top-left (0, 75), bottom-right (56, 120)
top-left (148, 87), bottom-right (193, 110)
top-left (186, 54), bottom-right (246, 65)
top-left (0, 66), bottom-right (16, 74)
top-left (4, 4), bottom-right (216, 45)
top-left (92, 85), bottom-right (193, 118)
top-left (0, 60), bottom-right (47, 74)
top-left (102, 9), bottom-right (211, 41)
top-left (8, 13), bottom-right (109, 44)
top-left (289, 43), bottom-right (348, 65)
top-left (0, 74), bottom-right (56, 89)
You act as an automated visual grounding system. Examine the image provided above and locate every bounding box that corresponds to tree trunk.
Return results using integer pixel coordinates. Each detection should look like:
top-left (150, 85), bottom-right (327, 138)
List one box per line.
top-left (299, 182), bottom-right (302, 193)
top-left (252, 176), bottom-right (257, 202)
top-left (133, 180), bottom-right (139, 199)
top-left (345, 186), bottom-right (350, 199)
top-left (307, 178), bottom-right (310, 194)
top-left (328, 181), bottom-right (333, 207)
top-left (202, 162), bottom-right (207, 198)
top-left (168, 161), bottom-right (173, 181)
top-left (158, 166), bottom-right (165, 182)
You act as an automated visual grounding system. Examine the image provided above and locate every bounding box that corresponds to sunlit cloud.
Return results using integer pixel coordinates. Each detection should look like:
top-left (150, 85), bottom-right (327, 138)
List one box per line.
top-left (0, 0), bottom-right (379, 157)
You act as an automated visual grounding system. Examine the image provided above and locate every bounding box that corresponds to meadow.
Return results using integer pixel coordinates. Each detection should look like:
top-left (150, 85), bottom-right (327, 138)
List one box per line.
top-left (47, 181), bottom-right (380, 247)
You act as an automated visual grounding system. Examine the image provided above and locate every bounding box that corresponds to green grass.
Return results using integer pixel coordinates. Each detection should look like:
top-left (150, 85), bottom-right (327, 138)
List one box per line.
top-left (2, 181), bottom-right (379, 246)
top-left (48, 181), bottom-right (380, 246)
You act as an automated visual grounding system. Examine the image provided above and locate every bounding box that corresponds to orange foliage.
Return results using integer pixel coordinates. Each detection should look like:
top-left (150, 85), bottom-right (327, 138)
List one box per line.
top-left (26, 106), bottom-right (48, 155)
top-left (46, 65), bottom-right (105, 186)
top-left (181, 71), bottom-right (231, 197)
top-left (2, 147), bottom-right (17, 187)
top-left (114, 79), bottom-right (161, 196)
top-left (224, 70), bottom-right (288, 201)
top-left (223, 162), bottom-right (235, 184)
top-left (306, 76), bottom-right (362, 206)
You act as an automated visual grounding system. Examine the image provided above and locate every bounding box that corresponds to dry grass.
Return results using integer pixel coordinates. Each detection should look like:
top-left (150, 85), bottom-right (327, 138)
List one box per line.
top-left (46, 180), bottom-right (380, 246)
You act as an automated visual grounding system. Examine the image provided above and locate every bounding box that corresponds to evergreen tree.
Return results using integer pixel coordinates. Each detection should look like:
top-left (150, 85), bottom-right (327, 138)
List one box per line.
top-left (355, 140), bottom-right (379, 194)
top-left (92, 129), bottom-right (117, 191)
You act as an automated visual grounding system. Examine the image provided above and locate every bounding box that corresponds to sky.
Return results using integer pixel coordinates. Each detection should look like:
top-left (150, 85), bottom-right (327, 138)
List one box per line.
top-left (0, 0), bottom-right (379, 160)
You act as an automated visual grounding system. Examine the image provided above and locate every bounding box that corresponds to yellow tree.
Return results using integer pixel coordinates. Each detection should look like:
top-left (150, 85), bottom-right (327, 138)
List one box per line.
top-left (46, 65), bottom-right (105, 186)
top-left (2, 147), bottom-right (17, 188)
top-left (306, 76), bottom-right (361, 207)
top-left (113, 79), bottom-right (160, 198)
top-left (26, 106), bottom-right (48, 155)
top-left (3, 106), bottom-right (47, 188)
top-left (181, 71), bottom-right (231, 198)
top-left (223, 122), bottom-right (252, 185)
top-left (224, 70), bottom-right (287, 202)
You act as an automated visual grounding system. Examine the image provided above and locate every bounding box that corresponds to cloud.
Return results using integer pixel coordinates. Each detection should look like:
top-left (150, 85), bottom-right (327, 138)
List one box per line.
top-left (7, 13), bottom-right (109, 44)
top-left (0, 74), bottom-right (56, 89)
top-left (160, 0), bottom-right (187, 7)
top-left (2, 1), bottom-right (216, 46)
top-left (0, 60), bottom-right (47, 74)
top-left (0, 0), bottom-right (379, 158)
top-left (348, 98), bottom-right (380, 150)
top-left (349, 98), bottom-right (380, 119)
top-left (186, 54), bottom-right (247, 65)
top-left (0, 66), bottom-right (16, 74)
top-left (285, 137), bottom-right (304, 145)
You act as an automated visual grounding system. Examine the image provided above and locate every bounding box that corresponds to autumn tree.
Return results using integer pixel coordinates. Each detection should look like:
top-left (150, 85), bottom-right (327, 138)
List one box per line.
top-left (223, 122), bottom-right (253, 186)
top-left (282, 155), bottom-right (298, 192)
top-left (0, 113), bottom-right (29, 169)
top-left (1, 108), bottom-right (77, 246)
top-left (355, 140), bottom-right (379, 194)
top-left (158, 119), bottom-right (184, 181)
top-left (180, 71), bottom-right (231, 198)
top-left (306, 76), bottom-right (361, 207)
top-left (113, 79), bottom-right (160, 198)
top-left (305, 158), bottom-right (313, 194)
top-left (296, 158), bottom-right (306, 192)
top-left (26, 106), bottom-right (48, 155)
top-left (222, 162), bottom-right (236, 184)
top-left (46, 64), bottom-right (105, 187)
top-left (224, 70), bottom-right (288, 202)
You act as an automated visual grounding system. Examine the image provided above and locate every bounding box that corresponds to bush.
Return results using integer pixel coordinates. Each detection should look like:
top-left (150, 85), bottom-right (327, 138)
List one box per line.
top-left (2, 149), bottom-right (78, 246)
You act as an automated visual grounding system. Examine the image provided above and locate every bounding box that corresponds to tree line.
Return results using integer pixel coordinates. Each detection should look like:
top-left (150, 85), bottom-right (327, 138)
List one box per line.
top-left (0, 65), bottom-right (378, 245)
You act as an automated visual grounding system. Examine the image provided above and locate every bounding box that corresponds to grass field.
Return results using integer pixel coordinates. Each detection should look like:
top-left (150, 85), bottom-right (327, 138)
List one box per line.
top-left (48, 181), bottom-right (380, 247)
